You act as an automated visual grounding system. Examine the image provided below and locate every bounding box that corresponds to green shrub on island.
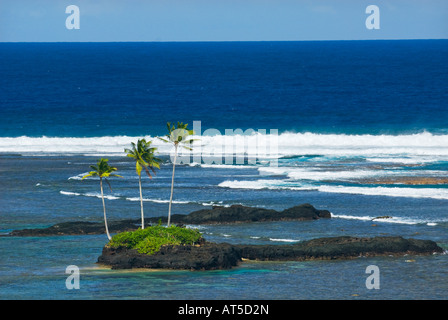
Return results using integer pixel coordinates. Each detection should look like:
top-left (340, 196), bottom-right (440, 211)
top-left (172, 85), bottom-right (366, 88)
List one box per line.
top-left (108, 225), bottom-right (203, 255)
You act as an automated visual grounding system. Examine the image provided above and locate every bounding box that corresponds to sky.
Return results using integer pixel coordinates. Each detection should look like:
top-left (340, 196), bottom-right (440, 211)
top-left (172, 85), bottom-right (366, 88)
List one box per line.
top-left (0, 0), bottom-right (447, 42)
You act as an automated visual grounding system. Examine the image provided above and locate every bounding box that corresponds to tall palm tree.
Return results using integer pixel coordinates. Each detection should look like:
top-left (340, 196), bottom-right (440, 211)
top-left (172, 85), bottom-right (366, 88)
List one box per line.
top-left (124, 139), bottom-right (161, 229)
top-left (81, 158), bottom-right (122, 240)
top-left (158, 122), bottom-right (196, 227)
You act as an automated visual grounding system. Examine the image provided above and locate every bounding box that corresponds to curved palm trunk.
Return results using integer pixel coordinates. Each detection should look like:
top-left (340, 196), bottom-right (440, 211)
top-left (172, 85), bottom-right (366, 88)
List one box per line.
top-left (167, 145), bottom-right (178, 227)
top-left (138, 174), bottom-right (145, 229)
top-left (100, 177), bottom-right (112, 240)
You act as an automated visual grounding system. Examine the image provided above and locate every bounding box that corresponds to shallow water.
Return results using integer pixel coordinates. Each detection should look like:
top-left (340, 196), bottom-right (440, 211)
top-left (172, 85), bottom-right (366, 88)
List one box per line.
top-left (1, 234), bottom-right (446, 300)
top-left (1, 156), bottom-right (447, 300)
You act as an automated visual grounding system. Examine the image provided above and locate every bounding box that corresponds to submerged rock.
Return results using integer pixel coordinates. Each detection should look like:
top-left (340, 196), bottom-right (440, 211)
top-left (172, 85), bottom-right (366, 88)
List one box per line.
top-left (98, 236), bottom-right (444, 270)
top-left (8, 203), bottom-right (331, 237)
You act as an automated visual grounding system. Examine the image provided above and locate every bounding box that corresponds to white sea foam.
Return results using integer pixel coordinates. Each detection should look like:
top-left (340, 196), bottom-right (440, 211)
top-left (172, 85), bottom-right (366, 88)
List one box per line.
top-left (258, 167), bottom-right (385, 181)
top-left (0, 136), bottom-right (147, 155)
top-left (218, 178), bottom-right (448, 200)
top-left (195, 131), bottom-right (448, 156)
top-left (217, 179), bottom-right (316, 191)
top-left (184, 224), bottom-right (208, 230)
top-left (60, 190), bottom-right (81, 196)
top-left (85, 192), bottom-right (120, 200)
top-left (60, 190), bottom-right (228, 207)
top-left (123, 196), bottom-right (225, 206)
top-left (330, 213), bottom-right (442, 226)
top-left (330, 213), bottom-right (374, 221)
top-left (218, 180), bottom-right (274, 190)
top-left (365, 156), bottom-right (444, 164)
top-left (187, 162), bottom-right (201, 167)
top-left (318, 185), bottom-right (448, 200)
top-left (68, 173), bottom-right (88, 180)
top-left (200, 201), bottom-right (229, 207)
top-left (1, 132), bottom-right (447, 157)
top-left (269, 238), bottom-right (300, 243)
top-left (60, 190), bottom-right (119, 200)
top-left (125, 197), bottom-right (191, 204)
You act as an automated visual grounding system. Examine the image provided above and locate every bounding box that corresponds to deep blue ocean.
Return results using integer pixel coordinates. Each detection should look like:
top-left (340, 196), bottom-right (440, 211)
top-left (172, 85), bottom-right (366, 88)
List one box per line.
top-left (0, 40), bottom-right (447, 300)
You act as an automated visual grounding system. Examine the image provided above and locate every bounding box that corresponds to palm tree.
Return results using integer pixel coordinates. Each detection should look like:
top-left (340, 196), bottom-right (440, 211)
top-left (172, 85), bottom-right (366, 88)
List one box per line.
top-left (124, 139), bottom-right (161, 229)
top-left (81, 158), bottom-right (122, 240)
top-left (158, 122), bottom-right (196, 226)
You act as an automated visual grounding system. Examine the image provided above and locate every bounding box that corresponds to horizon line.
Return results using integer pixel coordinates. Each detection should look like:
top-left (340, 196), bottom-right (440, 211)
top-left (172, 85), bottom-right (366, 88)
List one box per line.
top-left (1, 38), bottom-right (447, 44)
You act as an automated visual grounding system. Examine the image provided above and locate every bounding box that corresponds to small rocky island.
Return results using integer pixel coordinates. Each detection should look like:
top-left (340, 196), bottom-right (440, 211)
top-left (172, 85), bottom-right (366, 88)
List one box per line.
top-left (99, 235), bottom-right (444, 270)
top-left (6, 203), bottom-right (444, 270)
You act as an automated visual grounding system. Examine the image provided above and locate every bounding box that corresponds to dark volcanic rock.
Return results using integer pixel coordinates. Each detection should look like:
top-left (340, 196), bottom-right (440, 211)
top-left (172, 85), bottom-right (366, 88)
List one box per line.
top-left (98, 236), bottom-right (444, 270)
top-left (279, 204), bottom-right (331, 220)
top-left (236, 236), bottom-right (444, 261)
top-left (9, 220), bottom-right (139, 237)
top-left (161, 203), bottom-right (331, 225)
top-left (8, 203), bottom-right (331, 236)
top-left (98, 242), bottom-right (242, 270)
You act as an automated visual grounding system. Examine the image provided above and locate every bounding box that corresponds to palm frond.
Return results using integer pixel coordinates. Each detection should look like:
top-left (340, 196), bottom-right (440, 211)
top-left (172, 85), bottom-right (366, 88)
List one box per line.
top-left (81, 171), bottom-right (98, 179)
top-left (158, 137), bottom-right (170, 143)
top-left (181, 145), bottom-right (193, 151)
top-left (104, 178), bottom-right (113, 192)
top-left (143, 164), bottom-right (152, 179)
top-left (82, 158), bottom-right (121, 180)
top-left (126, 139), bottom-right (161, 179)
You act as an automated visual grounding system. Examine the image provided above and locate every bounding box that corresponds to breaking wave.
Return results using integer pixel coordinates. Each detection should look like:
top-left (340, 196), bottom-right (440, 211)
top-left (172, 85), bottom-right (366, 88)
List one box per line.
top-left (59, 190), bottom-right (228, 206)
top-left (218, 180), bottom-right (448, 200)
top-left (330, 213), bottom-right (446, 226)
top-left (1, 131), bottom-right (447, 157)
